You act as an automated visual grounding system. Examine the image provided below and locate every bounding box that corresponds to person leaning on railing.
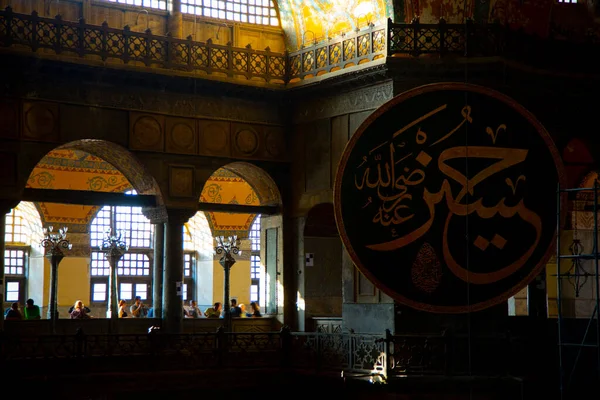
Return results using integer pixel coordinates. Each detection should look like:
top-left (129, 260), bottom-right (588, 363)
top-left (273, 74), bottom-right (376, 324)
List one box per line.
top-left (24, 298), bottom-right (41, 320)
top-left (249, 302), bottom-right (261, 318)
top-left (204, 302), bottom-right (222, 318)
top-left (70, 300), bottom-right (92, 319)
top-left (130, 296), bottom-right (148, 318)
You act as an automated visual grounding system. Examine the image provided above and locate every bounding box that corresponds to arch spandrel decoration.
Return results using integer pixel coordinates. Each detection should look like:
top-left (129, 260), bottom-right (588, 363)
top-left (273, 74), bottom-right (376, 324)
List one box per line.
top-left (56, 140), bottom-right (162, 198)
top-left (223, 162), bottom-right (281, 206)
top-left (25, 140), bottom-right (165, 231)
top-left (200, 162), bottom-right (281, 237)
top-left (26, 148), bottom-right (134, 231)
top-left (334, 82), bottom-right (566, 313)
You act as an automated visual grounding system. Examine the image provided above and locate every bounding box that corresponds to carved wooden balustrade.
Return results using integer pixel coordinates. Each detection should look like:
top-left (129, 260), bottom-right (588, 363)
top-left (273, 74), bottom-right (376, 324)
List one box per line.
top-left (0, 6), bottom-right (287, 83)
top-left (387, 18), bottom-right (599, 73)
top-left (287, 25), bottom-right (387, 81)
top-left (1, 7), bottom-right (597, 86)
top-left (0, 6), bottom-right (385, 84)
top-left (387, 18), bottom-right (502, 58)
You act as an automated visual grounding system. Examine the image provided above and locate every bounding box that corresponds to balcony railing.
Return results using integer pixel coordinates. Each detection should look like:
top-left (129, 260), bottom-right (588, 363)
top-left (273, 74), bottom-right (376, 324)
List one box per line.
top-left (287, 26), bottom-right (386, 81)
top-left (1, 7), bottom-right (595, 86)
top-left (0, 327), bottom-right (523, 380)
top-left (0, 7), bottom-right (287, 83)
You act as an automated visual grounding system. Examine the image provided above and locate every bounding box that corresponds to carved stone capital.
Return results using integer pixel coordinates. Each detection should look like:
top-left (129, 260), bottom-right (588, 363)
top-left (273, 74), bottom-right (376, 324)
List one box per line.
top-left (142, 206), bottom-right (168, 224)
top-left (165, 207), bottom-right (197, 226)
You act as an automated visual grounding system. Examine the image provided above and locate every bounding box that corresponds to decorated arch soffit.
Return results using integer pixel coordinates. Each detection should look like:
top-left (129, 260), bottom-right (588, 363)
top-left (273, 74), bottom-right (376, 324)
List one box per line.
top-left (277, 0), bottom-right (393, 50)
top-left (200, 168), bottom-right (261, 237)
top-left (26, 149), bottom-right (133, 232)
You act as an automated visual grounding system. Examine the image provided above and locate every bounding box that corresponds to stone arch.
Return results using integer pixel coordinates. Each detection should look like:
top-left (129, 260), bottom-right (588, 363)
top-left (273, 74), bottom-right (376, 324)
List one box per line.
top-left (197, 161), bottom-right (283, 317)
top-left (220, 161), bottom-right (282, 206)
top-left (198, 161), bottom-right (282, 237)
top-left (25, 139), bottom-right (166, 225)
top-left (5, 201), bottom-right (44, 247)
top-left (54, 140), bottom-right (163, 200)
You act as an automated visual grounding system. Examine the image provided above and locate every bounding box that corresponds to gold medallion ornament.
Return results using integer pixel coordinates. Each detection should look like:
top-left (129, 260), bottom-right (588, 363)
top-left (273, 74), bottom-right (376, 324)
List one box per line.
top-left (334, 83), bottom-right (566, 313)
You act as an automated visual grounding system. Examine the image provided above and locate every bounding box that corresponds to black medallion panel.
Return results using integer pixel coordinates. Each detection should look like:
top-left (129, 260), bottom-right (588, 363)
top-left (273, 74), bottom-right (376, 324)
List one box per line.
top-left (334, 83), bottom-right (565, 313)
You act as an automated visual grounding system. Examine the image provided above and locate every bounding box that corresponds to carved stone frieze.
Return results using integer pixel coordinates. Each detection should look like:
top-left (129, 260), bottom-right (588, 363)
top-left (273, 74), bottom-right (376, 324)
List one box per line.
top-left (292, 81), bottom-right (394, 123)
top-left (5, 56), bottom-right (283, 125)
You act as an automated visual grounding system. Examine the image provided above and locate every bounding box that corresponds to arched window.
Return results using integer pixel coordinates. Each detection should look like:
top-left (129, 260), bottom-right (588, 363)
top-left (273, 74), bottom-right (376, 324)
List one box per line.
top-left (89, 191), bottom-right (154, 304)
top-left (4, 202), bottom-right (42, 307)
top-left (249, 214), bottom-right (261, 304)
top-left (183, 224), bottom-right (195, 301)
top-left (181, 0), bottom-right (279, 26)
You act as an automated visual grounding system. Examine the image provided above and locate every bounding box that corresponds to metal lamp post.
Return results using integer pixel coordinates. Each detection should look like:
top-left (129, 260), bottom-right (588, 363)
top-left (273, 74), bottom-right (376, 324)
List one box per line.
top-left (101, 229), bottom-right (128, 319)
top-left (41, 226), bottom-right (72, 330)
top-left (215, 235), bottom-right (241, 331)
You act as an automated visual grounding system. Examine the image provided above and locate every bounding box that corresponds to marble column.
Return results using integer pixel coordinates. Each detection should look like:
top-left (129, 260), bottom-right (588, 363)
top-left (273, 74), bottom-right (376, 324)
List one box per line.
top-left (168, 0), bottom-right (183, 39)
top-left (153, 222), bottom-right (165, 318)
top-left (163, 208), bottom-right (194, 333)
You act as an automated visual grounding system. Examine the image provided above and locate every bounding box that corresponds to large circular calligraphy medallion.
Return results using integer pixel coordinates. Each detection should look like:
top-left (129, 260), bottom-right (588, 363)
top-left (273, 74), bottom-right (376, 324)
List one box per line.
top-left (334, 83), bottom-right (566, 313)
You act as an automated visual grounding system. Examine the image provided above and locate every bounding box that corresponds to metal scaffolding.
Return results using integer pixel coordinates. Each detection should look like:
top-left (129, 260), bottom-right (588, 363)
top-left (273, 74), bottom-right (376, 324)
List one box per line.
top-left (556, 183), bottom-right (600, 399)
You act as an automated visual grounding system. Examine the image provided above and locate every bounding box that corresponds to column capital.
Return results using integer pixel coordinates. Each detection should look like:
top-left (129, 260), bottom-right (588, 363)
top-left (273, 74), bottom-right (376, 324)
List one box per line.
top-left (142, 206), bottom-right (168, 224)
top-left (165, 207), bottom-right (196, 225)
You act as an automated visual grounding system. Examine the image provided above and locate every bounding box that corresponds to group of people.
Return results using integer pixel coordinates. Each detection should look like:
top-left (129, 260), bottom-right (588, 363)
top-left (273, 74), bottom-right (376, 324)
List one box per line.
top-left (4, 299), bottom-right (41, 320)
top-left (5, 297), bottom-right (263, 320)
top-left (118, 296), bottom-right (153, 318)
top-left (193, 299), bottom-right (262, 318)
top-left (229, 298), bottom-right (262, 318)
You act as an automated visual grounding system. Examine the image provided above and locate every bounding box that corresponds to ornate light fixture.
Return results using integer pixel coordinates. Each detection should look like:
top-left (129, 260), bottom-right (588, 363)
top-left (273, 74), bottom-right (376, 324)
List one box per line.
top-left (41, 226), bottom-right (72, 328)
top-left (101, 228), bottom-right (129, 257)
top-left (101, 228), bottom-right (129, 319)
top-left (41, 226), bottom-right (72, 255)
top-left (215, 235), bottom-right (241, 330)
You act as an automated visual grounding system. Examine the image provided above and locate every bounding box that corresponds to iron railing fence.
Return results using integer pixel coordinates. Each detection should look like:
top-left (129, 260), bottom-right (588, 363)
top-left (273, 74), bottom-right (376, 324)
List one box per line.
top-left (3, 7), bottom-right (594, 85)
top-left (0, 326), bottom-right (525, 381)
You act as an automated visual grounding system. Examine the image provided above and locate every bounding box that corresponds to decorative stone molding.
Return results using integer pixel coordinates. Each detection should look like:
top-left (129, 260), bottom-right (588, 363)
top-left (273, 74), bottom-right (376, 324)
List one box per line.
top-left (169, 164), bottom-right (195, 199)
top-left (3, 56), bottom-right (283, 125)
top-left (22, 101), bottom-right (60, 142)
top-left (292, 81), bottom-right (393, 123)
top-left (129, 113), bottom-right (165, 152)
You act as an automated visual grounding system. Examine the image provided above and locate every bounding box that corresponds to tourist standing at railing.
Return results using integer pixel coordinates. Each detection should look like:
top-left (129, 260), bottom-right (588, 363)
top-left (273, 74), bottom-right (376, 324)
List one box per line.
top-left (238, 303), bottom-right (247, 318)
top-left (130, 296), bottom-right (148, 318)
top-left (249, 302), bottom-right (262, 318)
top-left (204, 302), bottom-right (222, 318)
top-left (118, 300), bottom-right (128, 318)
top-left (186, 300), bottom-right (202, 318)
top-left (230, 299), bottom-right (242, 318)
top-left (5, 302), bottom-right (23, 320)
top-left (24, 298), bottom-right (41, 320)
top-left (70, 300), bottom-right (92, 319)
